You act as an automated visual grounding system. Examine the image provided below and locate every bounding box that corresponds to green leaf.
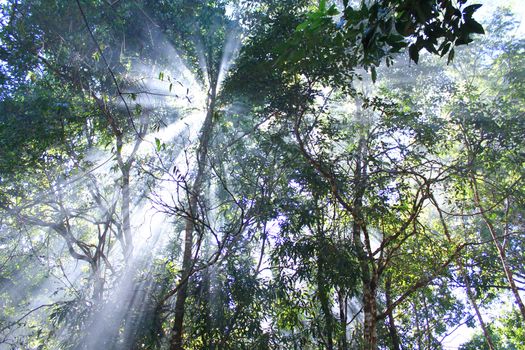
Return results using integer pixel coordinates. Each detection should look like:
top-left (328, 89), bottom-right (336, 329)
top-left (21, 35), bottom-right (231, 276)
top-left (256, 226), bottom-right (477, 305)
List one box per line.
top-left (134, 103), bottom-right (142, 115)
top-left (447, 48), bottom-right (455, 64)
top-left (409, 45), bottom-right (419, 64)
top-left (326, 5), bottom-right (339, 16)
top-left (463, 4), bottom-right (482, 17)
top-left (319, 0), bottom-right (326, 12)
top-left (155, 137), bottom-right (161, 151)
top-left (92, 51), bottom-right (100, 62)
top-left (296, 21), bottom-right (309, 31)
top-left (464, 19), bottom-right (485, 35)
top-left (440, 42), bottom-right (452, 57)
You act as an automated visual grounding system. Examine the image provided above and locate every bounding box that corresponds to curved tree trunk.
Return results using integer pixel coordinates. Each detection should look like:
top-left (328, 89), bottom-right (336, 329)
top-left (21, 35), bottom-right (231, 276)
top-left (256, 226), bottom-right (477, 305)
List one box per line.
top-left (170, 84), bottom-right (217, 350)
top-left (461, 263), bottom-right (495, 350)
top-left (337, 289), bottom-right (348, 350)
top-left (362, 281), bottom-right (378, 350)
top-left (432, 193), bottom-right (496, 350)
top-left (317, 228), bottom-right (334, 350)
top-left (470, 177), bottom-right (525, 320)
top-left (385, 275), bottom-right (401, 350)
top-left (121, 166), bottom-right (132, 257)
top-left (353, 138), bottom-right (378, 350)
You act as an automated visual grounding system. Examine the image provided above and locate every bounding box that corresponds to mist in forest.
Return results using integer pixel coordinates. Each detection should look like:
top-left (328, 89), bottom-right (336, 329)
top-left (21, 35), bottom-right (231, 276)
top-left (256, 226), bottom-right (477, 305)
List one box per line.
top-left (0, 1), bottom-right (524, 350)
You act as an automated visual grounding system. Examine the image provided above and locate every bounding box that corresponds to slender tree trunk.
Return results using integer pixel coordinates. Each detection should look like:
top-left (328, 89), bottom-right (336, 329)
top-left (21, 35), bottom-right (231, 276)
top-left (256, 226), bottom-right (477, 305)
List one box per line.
top-left (200, 232), bottom-right (214, 350)
top-left (121, 166), bottom-right (132, 257)
top-left (470, 177), bottom-right (525, 320)
top-left (92, 266), bottom-right (104, 301)
top-left (422, 294), bottom-right (431, 349)
top-left (413, 302), bottom-right (423, 349)
top-left (354, 217), bottom-right (379, 350)
top-left (170, 85), bottom-right (217, 350)
top-left (353, 137), bottom-right (378, 350)
top-left (338, 290), bottom-right (348, 350)
top-left (170, 197), bottom-right (198, 350)
top-left (203, 267), bottom-right (214, 350)
top-left (385, 275), bottom-right (400, 350)
top-left (356, 139), bottom-right (377, 350)
top-left (362, 282), bottom-right (378, 350)
top-left (434, 196), bottom-right (496, 350)
top-left (317, 230), bottom-right (334, 350)
top-left (460, 262), bottom-right (495, 350)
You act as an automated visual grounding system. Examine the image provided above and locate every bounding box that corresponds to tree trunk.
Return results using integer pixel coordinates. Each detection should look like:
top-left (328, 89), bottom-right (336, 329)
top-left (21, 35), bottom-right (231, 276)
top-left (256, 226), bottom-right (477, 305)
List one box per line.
top-left (170, 200), bottom-right (198, 350)
top-left (460, 262), bottom-right (495, 350)
top-left (470, 177), bottom-right (525, 320)
top-left (121, 166), bottom-right (132, 257)
top-left (422, 294), bottom-right (432, 349)
top-left (353, 137), bottom-right (378, 350)
top-left (170, 85), bottom-right (217, 350)
top-left (354, 214), bottom-right (378, 350)
top-left (413, 302), bottom-right (423, 349)
top-left (92, 266), bottom-right (104, 301)
top-left (362, 283), bottom-right (378, 350)
top-left (338, 290), bottom-right (348, 350)
top-left (317, 231), bottom-right (334, 350)
top-left (385, 275), bottom-right (400, 350)
top-left (434, 197), bottom-right (496, 350)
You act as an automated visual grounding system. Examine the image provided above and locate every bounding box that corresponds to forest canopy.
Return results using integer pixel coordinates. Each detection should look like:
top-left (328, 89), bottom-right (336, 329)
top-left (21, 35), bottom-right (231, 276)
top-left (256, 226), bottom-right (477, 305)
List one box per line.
top-left (0, 0), bottom-right (524, 349)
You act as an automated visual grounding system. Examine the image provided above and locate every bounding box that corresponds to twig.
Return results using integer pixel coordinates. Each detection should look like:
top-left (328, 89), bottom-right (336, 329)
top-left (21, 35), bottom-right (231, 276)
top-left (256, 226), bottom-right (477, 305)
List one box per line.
top-left (0, 303), bottom-right (59, 334)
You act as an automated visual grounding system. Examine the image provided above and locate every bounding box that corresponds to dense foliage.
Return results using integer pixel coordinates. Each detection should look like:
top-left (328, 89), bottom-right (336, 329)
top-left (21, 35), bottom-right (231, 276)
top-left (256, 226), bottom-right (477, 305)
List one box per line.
top-left (0, 1), bottom-right (523, 349)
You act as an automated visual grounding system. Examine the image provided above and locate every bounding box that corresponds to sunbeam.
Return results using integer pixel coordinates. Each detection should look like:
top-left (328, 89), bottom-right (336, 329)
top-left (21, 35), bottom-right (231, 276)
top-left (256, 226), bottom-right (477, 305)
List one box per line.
top-left (2, 1), bottom-right (522, 349)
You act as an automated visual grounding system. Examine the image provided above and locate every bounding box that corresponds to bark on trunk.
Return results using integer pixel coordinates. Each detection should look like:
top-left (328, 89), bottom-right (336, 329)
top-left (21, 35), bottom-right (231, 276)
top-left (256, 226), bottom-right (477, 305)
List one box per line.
top-left (92, 267), bottom-right (104, 301)
top-left (353, 137), bottom-right (378, 350)
top-left (461, 263), bottom-right (495, 350)
top-left (121, 167), bottom-right (132, 257)
top-left (470, 178), bottom-right (525, 320)
top-left (170, 201), bottom-right (197, 350)
top-left (422, 294), bottom-right (432, 349)
top-left (170, 85), bottom-right (217, 350)
top-left (434, 196), bottom-right (496, 350)
top-left (385, 276), bottom-right (401, 350)
top-left (338, 290), bottom-right (348, 350)
top-left (317, 232), bottom-right (334, 350)
top-left (413, 302), bottom-right (423, 349)
top-left (352, 137), bottom-right (379, 350)
top-left (362, 283), bottom-right (378, 350)
top-left (354, 238), bottom-right (378, 350)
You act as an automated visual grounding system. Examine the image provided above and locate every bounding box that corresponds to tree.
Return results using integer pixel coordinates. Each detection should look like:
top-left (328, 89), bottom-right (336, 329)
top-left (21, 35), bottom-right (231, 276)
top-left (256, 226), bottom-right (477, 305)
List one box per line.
top-left (5, 1), bottom-right (525, 350)
top-left (225, 1), bottom-right (485, 349)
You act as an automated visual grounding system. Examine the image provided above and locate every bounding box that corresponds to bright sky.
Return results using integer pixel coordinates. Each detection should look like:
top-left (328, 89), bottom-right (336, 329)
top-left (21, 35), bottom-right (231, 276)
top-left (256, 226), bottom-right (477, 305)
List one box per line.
top-left (475, 0), bottom-right (525, 35)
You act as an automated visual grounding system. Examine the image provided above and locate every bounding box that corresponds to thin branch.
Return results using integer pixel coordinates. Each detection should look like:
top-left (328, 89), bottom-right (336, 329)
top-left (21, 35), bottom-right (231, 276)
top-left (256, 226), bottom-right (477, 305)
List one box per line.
top-left (0, 303), bottom-right (62, 334)
top-left (75, 0), bottom-right (141, 138)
